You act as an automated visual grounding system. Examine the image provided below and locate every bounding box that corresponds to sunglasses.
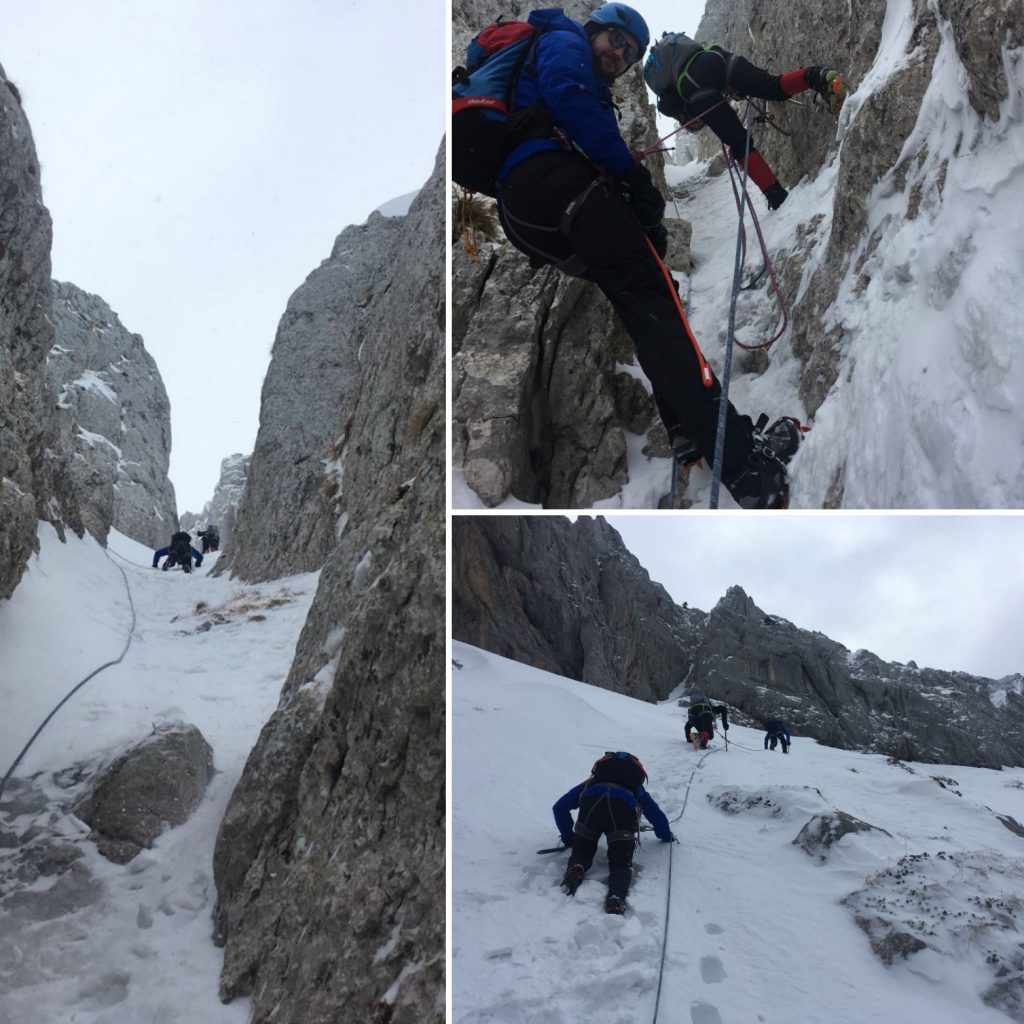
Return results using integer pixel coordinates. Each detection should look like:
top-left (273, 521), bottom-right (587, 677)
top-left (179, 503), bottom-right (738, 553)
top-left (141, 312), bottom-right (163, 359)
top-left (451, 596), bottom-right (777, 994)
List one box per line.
top-left (607, 26), bottom-right (641, 66)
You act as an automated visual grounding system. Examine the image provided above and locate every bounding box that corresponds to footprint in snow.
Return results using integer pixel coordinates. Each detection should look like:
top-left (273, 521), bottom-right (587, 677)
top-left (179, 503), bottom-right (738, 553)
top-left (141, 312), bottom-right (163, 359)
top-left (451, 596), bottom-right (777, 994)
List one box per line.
top-left (690, 1000), bottom-right (723, 1024)
top-left (700, 955), bottom-right (726, 983)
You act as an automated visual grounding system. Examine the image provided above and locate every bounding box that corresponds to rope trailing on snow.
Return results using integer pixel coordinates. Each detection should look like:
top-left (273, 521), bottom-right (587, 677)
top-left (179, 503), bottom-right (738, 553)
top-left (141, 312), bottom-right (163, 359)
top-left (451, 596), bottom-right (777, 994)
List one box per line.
top-left (0, 547), bottom-right (137, 808)
top-left (652, 745), bottom-right (718, 1024)
top-left (709, 103), bottom-right (754, 509)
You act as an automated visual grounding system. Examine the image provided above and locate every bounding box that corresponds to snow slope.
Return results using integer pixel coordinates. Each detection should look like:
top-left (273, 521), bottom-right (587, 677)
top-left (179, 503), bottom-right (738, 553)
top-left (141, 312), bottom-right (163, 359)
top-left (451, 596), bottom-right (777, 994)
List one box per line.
top-left (452, 641), bottom-right (1024, 1023)
top-left (0, 524), bottom-right (318, 1024)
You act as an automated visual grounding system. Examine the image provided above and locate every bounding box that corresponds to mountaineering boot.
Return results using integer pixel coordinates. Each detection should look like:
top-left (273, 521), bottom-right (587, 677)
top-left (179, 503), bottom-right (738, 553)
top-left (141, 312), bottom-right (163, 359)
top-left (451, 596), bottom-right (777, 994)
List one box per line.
top-left (723, 416), bottom-right (804, 510)
top-left (764, 181), bottom-right (788, 211)
top-left (804, 67), bottom-right (847, 114)
top-left (561, 864), bottom-right (585, 896)
top-left (605, 894), bottom-right (626, 915)
top-left (756, 414), bottom-right (803, 463)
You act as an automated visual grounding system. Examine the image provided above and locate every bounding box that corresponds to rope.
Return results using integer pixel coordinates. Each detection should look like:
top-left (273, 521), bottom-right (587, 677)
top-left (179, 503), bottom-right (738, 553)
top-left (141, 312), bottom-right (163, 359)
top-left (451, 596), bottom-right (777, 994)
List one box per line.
top-left (652, 745), bottom-right (718, 1024)
top-left (709, 102), bottom-right (754, 509)
top-left (721, 151), bottom-right (789, 351)
top-left (0, 547), bottom-right (138, 808)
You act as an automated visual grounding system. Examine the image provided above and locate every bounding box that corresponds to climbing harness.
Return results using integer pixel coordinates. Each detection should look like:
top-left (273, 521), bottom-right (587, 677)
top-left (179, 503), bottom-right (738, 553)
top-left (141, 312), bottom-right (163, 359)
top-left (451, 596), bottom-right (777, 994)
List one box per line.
top-left (0, 548), bottom-right (137, 807)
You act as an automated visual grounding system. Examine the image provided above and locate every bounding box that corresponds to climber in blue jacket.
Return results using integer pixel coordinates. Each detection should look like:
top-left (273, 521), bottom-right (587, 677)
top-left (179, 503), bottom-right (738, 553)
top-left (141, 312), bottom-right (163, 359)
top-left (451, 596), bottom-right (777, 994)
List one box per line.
top-left (152, 531), bottom-right (203, 572)
top-left (496, 4), bottom-right (802, 508)
top-left (553, 750), bottom-right (673, 914)
top-left (764, 719), bottom-right (792, 753)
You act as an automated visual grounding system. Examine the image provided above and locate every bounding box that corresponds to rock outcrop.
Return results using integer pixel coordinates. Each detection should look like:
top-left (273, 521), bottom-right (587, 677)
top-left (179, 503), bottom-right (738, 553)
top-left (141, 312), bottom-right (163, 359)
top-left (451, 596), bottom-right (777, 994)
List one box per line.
top-left (0, 64), bottom-right (83, 599)
top-left (212, 146), bottom-right (445, 1024)
top-left (72, 724), bottom-right (214, 864)
top-left (180, 451), bottom-right (248, 551)
top-left (452, 0), bottom-right (680, 508)
top-left (452, 515), bottom-right (1024, 767)
top-left (47, 282), bottom-right (177, 548)
top-left (219, 195), bottom-right (417, 582)
top-left (452, 516), bottom-right (705, 701)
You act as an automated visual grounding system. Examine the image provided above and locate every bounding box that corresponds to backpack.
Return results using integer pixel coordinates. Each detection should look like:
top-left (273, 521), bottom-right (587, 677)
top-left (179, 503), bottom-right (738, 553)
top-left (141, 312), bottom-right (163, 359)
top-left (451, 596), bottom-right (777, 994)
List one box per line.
top-left (171, 531), bottom-right (191, 547)
top-left (452, 19), bottom-right (542, 197)
top-left (590, 751), bottom-right (647, 794)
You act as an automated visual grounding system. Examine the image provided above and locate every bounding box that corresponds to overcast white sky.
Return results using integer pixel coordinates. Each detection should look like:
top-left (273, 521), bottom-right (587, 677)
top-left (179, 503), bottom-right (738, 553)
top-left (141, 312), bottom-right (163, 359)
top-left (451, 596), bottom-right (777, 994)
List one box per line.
top-left (599, 514), bottom-right (1024, 681)
top-left (4, 0), bottom-right (442, 513)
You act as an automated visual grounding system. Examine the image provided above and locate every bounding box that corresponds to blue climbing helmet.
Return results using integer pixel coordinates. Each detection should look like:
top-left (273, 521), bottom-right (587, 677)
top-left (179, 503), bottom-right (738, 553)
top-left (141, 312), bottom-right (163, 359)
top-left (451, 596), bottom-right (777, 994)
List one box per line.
top-left (585, 3), bottom-right (651, 65)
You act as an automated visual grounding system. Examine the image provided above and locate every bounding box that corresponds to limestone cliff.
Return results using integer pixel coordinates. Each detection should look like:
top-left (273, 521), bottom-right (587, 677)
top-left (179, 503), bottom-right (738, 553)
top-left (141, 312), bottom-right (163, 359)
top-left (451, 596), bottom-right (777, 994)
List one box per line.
top-left (453, 515), bottom-right (705, 700)
top-left (452, 516), bottom-right (1024, 768)
top-left (212, 146), bottom-right (445, 1024)
top-left (47, 281), bottom-right (177, 548)
top-left (0, 64), bottom-right (82, 599)
top-left (180, 452), bottom-right (249, 552)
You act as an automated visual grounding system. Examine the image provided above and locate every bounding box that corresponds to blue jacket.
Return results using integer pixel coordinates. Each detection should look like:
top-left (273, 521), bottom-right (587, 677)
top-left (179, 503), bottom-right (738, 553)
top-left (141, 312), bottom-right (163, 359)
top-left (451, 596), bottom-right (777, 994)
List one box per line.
top-left (498, 8), bottom-right (635, 184)
top-left (764, 721), bottom-right (791, 747)
top-left (553, 780), bottom-right (673, 841)
top-left (153, 545), bottom-right (203, 568)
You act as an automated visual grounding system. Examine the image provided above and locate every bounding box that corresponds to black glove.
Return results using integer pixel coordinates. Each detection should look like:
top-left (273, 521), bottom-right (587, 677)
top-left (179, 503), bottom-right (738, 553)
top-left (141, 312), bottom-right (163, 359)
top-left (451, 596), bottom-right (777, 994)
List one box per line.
top-left (561, 834), bottom-right (574, 847)
top-left (764, 181), bottom-right (788, 210)
top-left (646, 222), bottom-right (668, 259)
top-left (619, 163), bottom-right (665, 228)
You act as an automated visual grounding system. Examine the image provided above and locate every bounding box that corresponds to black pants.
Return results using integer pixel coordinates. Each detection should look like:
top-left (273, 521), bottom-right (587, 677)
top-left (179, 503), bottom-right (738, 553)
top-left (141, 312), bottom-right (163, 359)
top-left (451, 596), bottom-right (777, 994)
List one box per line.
top-left (768, 736), bottom-right (790, 753)
top-left (499, 151), bottom-right (753, 477)
top-left (568, 792), bottom-right (637, 899)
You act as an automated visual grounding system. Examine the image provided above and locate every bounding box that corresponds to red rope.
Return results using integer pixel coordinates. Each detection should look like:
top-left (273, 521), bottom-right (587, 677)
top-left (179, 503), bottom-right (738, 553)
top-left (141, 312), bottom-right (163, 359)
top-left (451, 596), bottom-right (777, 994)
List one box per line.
top-left (722, 145), bottom-right (789, 351)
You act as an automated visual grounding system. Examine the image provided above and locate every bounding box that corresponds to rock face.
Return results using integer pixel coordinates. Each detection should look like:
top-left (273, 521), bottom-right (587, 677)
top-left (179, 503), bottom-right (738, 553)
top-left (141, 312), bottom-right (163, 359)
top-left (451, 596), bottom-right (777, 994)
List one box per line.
top-left (212, 147), bottom-right (444, 1024)
top-left (180, 451), bottom-right (249, 551)
top-left (72, 724), bottom-right (214, 864)
top-left (47, 282), bottom-right (177, 548)
top-left (0, 64), bottom-right (83, 600)
top-left (452, 516), bottom-right (1024, 768)
top-left (452, 516), bottom-right (705, 701)
top-left (692, 585), bottom-right (1024, 769)
top-left (452, 0), bottom-right (681, 508)
top-left (219, 199), bottom-right (415, 582)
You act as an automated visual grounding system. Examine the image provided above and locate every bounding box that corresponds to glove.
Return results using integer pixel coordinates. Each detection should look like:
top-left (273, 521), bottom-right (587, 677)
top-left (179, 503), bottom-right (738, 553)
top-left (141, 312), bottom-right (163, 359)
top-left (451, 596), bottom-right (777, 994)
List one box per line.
top-left (764, 181), bottom-right (788, 211)
top-left (646, 222), bottom-right (668, 259)
top-left (561, 834), bottom-right (574, 847)
top-left (619, 163), bottom-right (665, 228)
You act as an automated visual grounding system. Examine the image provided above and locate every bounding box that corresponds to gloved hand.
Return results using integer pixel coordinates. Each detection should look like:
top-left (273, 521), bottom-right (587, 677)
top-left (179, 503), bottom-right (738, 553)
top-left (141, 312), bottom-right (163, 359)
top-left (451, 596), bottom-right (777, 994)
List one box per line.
top-left (619, 163), bottom-right (665, 228)
top-left (646, 222), bottom-right (668, 259)
top-left (561, 834), bottom-right (574, 847)
top-left (764, 181), bottom-right (788, 211)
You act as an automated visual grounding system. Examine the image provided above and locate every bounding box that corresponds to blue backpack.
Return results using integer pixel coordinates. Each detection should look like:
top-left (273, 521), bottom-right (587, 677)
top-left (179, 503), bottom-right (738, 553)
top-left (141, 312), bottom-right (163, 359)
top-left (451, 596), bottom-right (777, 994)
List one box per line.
top-left (452, 19), bottom-right (542, 197)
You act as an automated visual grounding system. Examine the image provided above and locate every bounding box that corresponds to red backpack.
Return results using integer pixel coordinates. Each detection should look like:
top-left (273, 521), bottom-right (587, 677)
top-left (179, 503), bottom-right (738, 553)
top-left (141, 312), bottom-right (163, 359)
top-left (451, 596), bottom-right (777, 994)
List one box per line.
top-left (590, 751), bottom-right (647, 793)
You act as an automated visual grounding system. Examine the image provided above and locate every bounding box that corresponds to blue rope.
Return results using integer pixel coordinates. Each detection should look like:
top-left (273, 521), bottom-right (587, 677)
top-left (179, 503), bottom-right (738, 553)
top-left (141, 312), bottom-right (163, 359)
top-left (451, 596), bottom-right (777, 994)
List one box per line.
top-left (709, 104), bottom-right (754, 509)
top-left (652, 746), bottom-right (718, 1024)
top-left (0, 547), bottom-right (137, 807)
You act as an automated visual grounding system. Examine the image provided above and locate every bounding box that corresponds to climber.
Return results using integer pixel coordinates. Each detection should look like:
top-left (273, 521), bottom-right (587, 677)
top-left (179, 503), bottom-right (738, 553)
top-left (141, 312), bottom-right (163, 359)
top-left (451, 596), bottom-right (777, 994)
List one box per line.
top-left (553, 750), bottom-right (674, 914)
top-left (494, 3), bottom-right (802, 508)
top-left (152, 531), bottom-right (203, 573)
top-left (685, 693), bottom-right (729, 749)
top-left (764, 719), bottom-right (792, 753)
top-left (643, 32), bottom-right (848, 210)
top-left (197, 524), bottom-right (220, 554)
